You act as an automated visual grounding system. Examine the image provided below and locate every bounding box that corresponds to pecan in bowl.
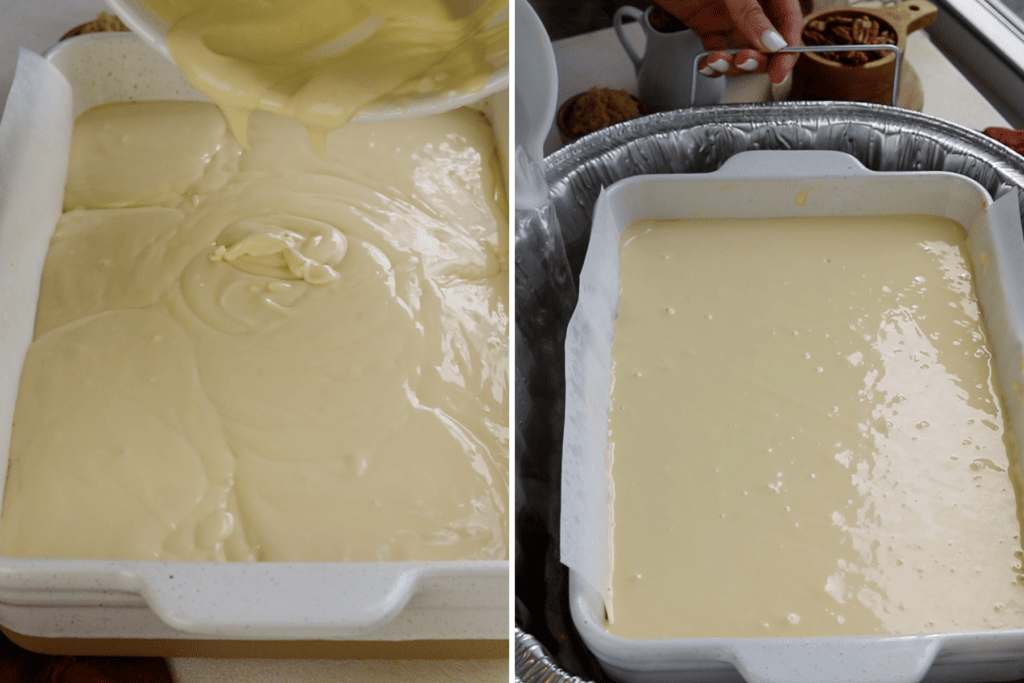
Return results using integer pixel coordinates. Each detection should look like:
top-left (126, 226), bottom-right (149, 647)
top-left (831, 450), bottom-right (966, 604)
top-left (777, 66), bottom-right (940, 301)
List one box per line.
top-left (802, 12), bottom-right (897, 66)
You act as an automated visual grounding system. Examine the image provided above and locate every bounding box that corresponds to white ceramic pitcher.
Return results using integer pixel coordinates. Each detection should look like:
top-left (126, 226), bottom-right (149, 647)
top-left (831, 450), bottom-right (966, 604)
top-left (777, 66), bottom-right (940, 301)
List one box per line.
top-left (613, 5), bottom-right (725, 111)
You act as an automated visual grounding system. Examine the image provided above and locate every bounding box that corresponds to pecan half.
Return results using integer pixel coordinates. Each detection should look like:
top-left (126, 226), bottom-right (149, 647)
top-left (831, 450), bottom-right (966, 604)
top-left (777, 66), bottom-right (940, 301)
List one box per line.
top-left (801, 12), bottom-right (895, 65)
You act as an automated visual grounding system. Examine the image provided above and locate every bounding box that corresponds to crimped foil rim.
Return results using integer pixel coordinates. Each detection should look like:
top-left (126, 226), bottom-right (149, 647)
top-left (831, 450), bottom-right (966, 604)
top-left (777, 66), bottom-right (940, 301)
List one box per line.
top-left (546, 101), bottom-right (1024, 191)
top-left (516, 627), bottom-right (592, 683)
top-left (515, 101), bottom-right (1024, 683)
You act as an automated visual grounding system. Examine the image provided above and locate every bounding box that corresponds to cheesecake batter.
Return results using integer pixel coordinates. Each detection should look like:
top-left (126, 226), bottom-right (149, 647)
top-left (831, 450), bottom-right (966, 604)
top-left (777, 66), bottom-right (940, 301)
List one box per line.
top-left (608, 215), bottom-right (1024, 638)
top-left (142, 0), bottom-right (508, 152)
top-left (0, 100), bottom-right (508, 562)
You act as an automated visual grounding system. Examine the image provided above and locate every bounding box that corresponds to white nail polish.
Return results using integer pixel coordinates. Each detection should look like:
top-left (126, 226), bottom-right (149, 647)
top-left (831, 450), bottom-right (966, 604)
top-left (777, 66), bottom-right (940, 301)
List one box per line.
top-left (736, 59), bottom-right (759, 71)
top-left (770, 72), bottom-right (793, 100)
top-left (709, 58), bottom-right (729, 73)
top-left (699, 66), bottom-right (716, 76)
top-left (762, 29), bottom-right (788, 52)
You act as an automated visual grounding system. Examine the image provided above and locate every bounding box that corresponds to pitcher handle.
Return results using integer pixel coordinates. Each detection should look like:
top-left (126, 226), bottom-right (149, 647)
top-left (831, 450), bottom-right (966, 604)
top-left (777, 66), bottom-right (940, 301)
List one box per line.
top-left (613, 6), bottom-right (646, 71)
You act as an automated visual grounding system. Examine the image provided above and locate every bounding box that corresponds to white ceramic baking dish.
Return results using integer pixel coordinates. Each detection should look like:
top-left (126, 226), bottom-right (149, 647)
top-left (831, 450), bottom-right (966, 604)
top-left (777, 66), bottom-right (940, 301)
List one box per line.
top-left (0, 33), bottom-right (508, 648)
top-left (562, 150), bottom-right (1024, 683)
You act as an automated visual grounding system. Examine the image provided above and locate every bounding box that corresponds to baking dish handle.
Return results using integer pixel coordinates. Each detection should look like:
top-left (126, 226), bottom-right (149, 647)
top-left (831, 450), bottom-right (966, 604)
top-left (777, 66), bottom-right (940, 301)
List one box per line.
top-left (731, 637), bottom-right (942, 683)
top-left (712, 149), bottom-right (874, 178)
top-left (134, 562), bottom-right (505, 638)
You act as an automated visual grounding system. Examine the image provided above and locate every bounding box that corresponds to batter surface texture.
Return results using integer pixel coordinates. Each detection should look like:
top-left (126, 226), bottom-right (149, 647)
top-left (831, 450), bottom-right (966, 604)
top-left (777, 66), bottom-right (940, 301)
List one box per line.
top-left (0, 101), bottom-right (508, 563)
top-left (608, 215), bottom-right (1023, 638)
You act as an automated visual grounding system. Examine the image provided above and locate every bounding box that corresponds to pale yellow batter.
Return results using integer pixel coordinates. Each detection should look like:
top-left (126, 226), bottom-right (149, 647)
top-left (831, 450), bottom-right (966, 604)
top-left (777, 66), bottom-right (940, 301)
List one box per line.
top-left (142, 0), bottom-right (508, 152)
top-left (0, 100), bottom-right (508, 562)
top-left (608, 216), bottom-right (1024, 638)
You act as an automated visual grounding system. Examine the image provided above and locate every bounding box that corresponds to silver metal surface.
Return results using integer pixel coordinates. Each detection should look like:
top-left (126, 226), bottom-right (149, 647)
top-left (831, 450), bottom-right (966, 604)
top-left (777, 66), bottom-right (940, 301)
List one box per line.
top-left (942, 0), bottom-right (1024, 61)
top-left (515, 101), bottom-right (1024, 683)
top-left (516, 627), bottom-right (592, 683)
top-left (689, 44), bottom-right (903, 107)
top-left (929, 0), bottom-right (1024, 127)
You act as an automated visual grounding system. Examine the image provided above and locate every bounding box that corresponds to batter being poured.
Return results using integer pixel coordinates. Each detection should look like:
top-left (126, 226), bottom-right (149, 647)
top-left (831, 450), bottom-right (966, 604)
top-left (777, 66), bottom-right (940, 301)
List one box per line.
top-left (144, 0), bottom-right (508, 152)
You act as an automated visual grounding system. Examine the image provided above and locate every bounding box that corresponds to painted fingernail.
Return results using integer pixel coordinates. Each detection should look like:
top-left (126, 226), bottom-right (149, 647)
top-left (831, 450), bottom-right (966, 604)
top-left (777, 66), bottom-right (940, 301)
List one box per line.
top-left (771, 71), bottom-right (792, 87)
top-left (736, 58), bottom-right (759, 71)
top-left (762, 29), bottom-right (788, 52)
top-left (709, 58), bottom-right (730, 73)
top-left (770, 72), bottom-right (793, 100)
top-left (699, 66), bottom-right (716, 76)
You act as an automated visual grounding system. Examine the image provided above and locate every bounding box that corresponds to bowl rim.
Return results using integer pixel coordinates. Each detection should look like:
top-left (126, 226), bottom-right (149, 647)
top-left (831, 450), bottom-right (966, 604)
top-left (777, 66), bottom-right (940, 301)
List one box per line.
top-left (800, 7), bottom-right (905, 69)
top-left (96, 0), bottom-right (510, 121)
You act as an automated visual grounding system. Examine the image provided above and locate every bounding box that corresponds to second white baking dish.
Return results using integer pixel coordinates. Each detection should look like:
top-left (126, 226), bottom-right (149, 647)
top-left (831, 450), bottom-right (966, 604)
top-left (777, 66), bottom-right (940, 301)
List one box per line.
top-left (562, 149), bottom-right (1024, 683)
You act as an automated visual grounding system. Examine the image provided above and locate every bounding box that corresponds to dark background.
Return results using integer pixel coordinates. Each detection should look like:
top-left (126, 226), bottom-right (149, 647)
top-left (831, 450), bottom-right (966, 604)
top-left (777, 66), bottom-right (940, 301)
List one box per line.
top-left (526, 0), bottom-right (655, 39)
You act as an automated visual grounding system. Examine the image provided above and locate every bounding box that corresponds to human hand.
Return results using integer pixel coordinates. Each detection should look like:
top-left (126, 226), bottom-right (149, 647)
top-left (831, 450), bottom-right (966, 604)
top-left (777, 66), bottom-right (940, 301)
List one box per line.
top-left (653, 0), bottom-right (802, 84)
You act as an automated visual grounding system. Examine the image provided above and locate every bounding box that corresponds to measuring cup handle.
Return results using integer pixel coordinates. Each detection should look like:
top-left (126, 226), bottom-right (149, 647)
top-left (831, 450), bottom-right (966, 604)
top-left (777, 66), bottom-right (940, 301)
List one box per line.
top-left (613, 6), bottom-right (646, 71)
top-left (895, 0), bottom-right (938, 34)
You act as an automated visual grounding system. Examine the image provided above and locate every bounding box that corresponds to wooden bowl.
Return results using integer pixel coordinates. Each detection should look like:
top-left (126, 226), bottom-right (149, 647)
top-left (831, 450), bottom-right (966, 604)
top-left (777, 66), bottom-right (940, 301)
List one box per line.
top-left (790, 0), bottom-right (937, 105)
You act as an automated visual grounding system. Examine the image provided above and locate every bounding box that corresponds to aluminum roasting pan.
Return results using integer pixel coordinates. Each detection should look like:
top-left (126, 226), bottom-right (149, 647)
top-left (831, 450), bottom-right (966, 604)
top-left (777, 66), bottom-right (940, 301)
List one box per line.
top-left (514, 101), bottom-right (1024, 683)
